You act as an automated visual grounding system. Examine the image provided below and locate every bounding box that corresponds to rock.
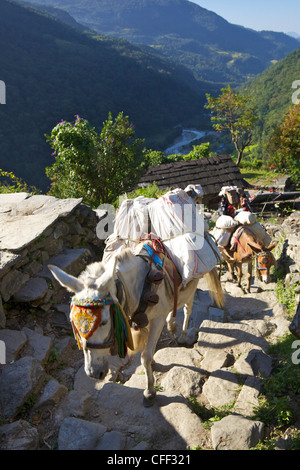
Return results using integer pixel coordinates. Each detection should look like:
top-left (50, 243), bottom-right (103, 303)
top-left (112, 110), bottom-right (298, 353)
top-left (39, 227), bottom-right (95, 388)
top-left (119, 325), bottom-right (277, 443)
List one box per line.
top-left (94, 382), bottom-right (207, 450)
top-left (13, 277), bottom-right (48, 303)
top-left (196, 320), bottom-right (268, 360)
top-left (200, 350), bottom-right (234, 373)
top-left (55, 390), bottom-right (93, 425)
top-left (22, 327), bottom-right (53, 364)
top-left (234, 376), bottom-right (261, 417)
top-left (0, 195), bottom-right (82, 252)
top-left (153, 346), bottom-right (203, 371)
top-left (0, 269), bottom-right (30, 302)
top-left (95, 431), bottom-right (126, 451)
top-left (161, 366), bottom-right (205, 398)
top-left (0, 420), bottom-right (39, 450)
top-left (39, 248), bottom-right (92, 280)
top-left (0, 329), bottom-right (27, 363)
top-left (202, 368), bottom-right (240, 408)
top-left (0, 193), bottom-right (30, 213)
top-left (211, 415), bottom-right (265, 450)
top-left (290, 301), bottom-right (300, 339)
top-left (58, 417), bottom-right (106, 450)
top-left (234, 349), bottom-right (273, 378)
top-left (36, 379), bottom-right (68, 409)
top-left (0, 251), bottom-right (21, 278)
top-left (208, 306), bottom-right (226, 322)
top-left (0, 357), bottom-right (46, 419)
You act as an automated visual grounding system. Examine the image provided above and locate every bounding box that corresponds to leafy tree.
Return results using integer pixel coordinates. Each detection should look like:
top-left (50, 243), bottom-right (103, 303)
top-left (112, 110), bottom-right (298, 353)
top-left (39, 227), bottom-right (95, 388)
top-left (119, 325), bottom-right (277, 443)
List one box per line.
top-left (266, 104), bottom-right (300, 182)
top-left (45, 113), bottom-right (145, 207)
top-left (183, 142), bottom-right (211, 160)
top-left (205, 85), bottom-right (258, 166)
top-left (0, 169), bottom-right (39, 194)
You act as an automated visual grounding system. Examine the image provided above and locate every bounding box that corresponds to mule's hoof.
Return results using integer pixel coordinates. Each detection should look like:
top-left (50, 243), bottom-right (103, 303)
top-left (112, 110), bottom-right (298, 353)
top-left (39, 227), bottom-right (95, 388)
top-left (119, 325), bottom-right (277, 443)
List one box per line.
top-left (143, 395), bottom-right (156, 408)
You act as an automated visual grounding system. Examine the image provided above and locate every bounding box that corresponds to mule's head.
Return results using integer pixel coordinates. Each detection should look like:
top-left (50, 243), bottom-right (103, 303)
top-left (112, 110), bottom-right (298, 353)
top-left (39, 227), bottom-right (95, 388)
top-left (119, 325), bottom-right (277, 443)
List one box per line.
top-left (48, 259), bottom-right (118, 380)
top-left (256, 243), bottom-right (277, 283)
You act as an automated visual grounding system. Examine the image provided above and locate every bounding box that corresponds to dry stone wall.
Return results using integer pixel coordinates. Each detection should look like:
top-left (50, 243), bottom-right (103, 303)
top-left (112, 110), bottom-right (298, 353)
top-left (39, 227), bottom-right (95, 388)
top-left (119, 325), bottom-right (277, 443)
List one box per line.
top-left (0, 193), bottom-right (104, 327)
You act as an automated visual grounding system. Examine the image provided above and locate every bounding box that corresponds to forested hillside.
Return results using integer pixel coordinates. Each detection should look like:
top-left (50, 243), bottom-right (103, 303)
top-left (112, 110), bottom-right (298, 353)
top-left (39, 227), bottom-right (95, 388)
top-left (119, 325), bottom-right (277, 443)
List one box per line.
top-left (0, 0), bottom-right (207, 190)
top-left (244, 47), bottom-right (300, 156)
top-left (22, 0), bottom-right (300, 86)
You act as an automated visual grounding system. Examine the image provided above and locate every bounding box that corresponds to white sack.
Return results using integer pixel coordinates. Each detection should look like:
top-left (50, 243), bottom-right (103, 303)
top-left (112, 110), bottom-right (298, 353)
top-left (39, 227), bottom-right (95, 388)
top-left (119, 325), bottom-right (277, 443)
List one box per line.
top-left (235, 211), bottom-right (256, 226)
top-left (216, 215), bottom-right (239, 231)
top-left (103, 196), bottom-right (154, 262)
top-left (211, 227), bottom-right (232, 247)
top-left (148, 189), bottom-right (221, 285)
top-left (247, 222), bottom-right (272, 247)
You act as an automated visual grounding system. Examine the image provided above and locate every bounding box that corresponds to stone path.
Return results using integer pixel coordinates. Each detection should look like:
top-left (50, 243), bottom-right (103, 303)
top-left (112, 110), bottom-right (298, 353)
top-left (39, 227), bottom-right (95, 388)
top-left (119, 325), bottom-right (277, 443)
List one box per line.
top-left (0, 202), bottom-right (299, 451)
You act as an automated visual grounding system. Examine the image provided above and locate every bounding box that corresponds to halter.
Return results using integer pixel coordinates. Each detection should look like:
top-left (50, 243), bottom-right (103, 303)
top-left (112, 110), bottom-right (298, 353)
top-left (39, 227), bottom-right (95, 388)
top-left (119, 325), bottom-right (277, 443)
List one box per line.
top-left (70, 295), bottom-right (133, 358)
top-left (255, 251), bottom-right (275, 281)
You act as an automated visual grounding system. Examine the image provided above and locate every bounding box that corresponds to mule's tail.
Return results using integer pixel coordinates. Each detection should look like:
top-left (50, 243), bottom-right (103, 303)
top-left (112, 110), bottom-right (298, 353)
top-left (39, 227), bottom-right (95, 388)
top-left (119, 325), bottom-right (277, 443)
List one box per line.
top-left (204, 267), bottom-right (225, 309)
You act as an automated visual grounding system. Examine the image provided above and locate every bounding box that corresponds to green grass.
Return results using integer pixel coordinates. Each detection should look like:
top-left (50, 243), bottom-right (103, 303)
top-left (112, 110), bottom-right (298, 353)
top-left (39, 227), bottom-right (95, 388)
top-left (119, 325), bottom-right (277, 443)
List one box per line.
top-left (250, 333), bottom-right (300, 448)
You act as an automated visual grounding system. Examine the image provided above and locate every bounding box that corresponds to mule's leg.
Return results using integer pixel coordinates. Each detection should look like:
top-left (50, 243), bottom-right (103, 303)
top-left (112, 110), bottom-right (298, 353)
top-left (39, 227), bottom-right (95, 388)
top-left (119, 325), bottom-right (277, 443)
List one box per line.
top-left (141, 315), bottom-right (166, 407)
top-left (177, 297), bottom-right (194, 344)
top-left (227, 261), bottom-right (236, 281)
top-left (236, 263), bottom-right (243, 287)
top-left (166, 311), bottom-right (177, 335)
top-left (246, 261), bottom-right (253, 293)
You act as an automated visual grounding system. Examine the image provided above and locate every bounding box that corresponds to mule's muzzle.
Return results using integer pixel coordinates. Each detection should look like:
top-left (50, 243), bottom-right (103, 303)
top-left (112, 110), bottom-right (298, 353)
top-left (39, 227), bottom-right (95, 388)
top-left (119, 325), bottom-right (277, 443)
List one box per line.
top-left (85, 361), bottom-right (109, 381)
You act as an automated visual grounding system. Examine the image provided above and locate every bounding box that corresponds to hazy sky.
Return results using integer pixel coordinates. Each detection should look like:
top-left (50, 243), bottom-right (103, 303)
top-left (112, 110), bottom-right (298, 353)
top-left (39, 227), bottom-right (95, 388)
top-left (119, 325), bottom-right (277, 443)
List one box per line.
top-left (192, 0), bottom-right (300, 35)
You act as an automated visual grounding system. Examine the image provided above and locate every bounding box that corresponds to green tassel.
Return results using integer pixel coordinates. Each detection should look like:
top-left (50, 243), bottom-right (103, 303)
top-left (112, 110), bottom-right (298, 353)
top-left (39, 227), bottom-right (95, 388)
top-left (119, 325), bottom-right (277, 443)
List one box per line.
top-left (112, 304), bottom-right (127, 359)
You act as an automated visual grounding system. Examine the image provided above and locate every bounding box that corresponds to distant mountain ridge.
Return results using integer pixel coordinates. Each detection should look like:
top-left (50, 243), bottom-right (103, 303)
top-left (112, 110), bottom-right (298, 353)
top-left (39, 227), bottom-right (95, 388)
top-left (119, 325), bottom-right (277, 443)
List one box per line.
top-left (21, 0), bottom-right (300, 85)
top-left (244, 46), bottom-right (300, 158)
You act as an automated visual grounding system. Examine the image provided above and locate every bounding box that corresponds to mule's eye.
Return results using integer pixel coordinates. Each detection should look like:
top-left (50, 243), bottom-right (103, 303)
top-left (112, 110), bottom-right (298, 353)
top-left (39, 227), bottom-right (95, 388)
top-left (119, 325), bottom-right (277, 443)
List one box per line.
top-left (100, 319), bottom-right (108, 326)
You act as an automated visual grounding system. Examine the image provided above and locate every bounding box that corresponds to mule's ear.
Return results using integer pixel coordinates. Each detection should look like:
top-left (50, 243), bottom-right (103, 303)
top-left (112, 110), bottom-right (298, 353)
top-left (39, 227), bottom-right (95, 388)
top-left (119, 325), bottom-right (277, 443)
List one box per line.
top-left (95, 257), bottom-right (118, 303)
top-left (267, 242), bottom-right (278, 252)
top-left (48, 265), bottom-right (84, 293)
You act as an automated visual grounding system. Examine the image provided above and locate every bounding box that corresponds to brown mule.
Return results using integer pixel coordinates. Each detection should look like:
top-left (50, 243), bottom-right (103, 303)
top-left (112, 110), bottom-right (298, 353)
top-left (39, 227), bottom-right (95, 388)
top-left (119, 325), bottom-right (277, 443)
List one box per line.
top-left (221, 227), bottom-right (277, 292)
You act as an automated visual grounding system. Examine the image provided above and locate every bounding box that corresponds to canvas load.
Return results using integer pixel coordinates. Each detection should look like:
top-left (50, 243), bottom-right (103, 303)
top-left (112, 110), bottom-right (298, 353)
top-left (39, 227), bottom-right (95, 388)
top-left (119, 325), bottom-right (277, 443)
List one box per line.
top-left (216, 215), bottom-right (239, 231)
top-left (246, 221), bottom-right (272, 247)
top-left (211, 227), bottom-right (232, 247)
top-left (234, 211), bottom-right (256, 226)
top-left (148, 189), bottom-right (221, 286)
top-left (103, 196), bottom-right (154, 263)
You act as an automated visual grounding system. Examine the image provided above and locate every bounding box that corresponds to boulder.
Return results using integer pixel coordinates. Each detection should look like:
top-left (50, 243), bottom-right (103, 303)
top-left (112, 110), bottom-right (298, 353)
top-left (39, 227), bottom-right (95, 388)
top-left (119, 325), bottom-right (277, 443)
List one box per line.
top-left (58, 417), bottom-right (106, 450)
top-left (211, 415), bottom-right (265, 450)
top-left (0, 357), bottom-right (46, 419)
top-left (0, 420), bottom-right (39, 450)
top-left (196, 320), bottom-right (268, 360)
top-left (234, 348), bottom-right (273, 378)
top-left (0, 196), bottom-right (82, 252)
top-left (0, 329), bottom-right (27, 363)
top-left (202, 368), bottom-right (239, 408)
top-left (234, 376), bottom-right (261, 417)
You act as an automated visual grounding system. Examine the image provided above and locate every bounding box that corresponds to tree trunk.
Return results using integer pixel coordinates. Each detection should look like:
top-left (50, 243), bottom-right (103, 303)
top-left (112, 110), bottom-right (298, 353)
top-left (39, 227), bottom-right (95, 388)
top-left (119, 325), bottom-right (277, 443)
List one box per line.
top-left (236, 150), bottom-right (243, 166)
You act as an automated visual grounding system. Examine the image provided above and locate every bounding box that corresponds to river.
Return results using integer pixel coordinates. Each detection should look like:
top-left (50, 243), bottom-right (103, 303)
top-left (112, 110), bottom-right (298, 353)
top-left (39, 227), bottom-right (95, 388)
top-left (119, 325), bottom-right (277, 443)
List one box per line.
top-left (164, 129), bottom-right (206, 156)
